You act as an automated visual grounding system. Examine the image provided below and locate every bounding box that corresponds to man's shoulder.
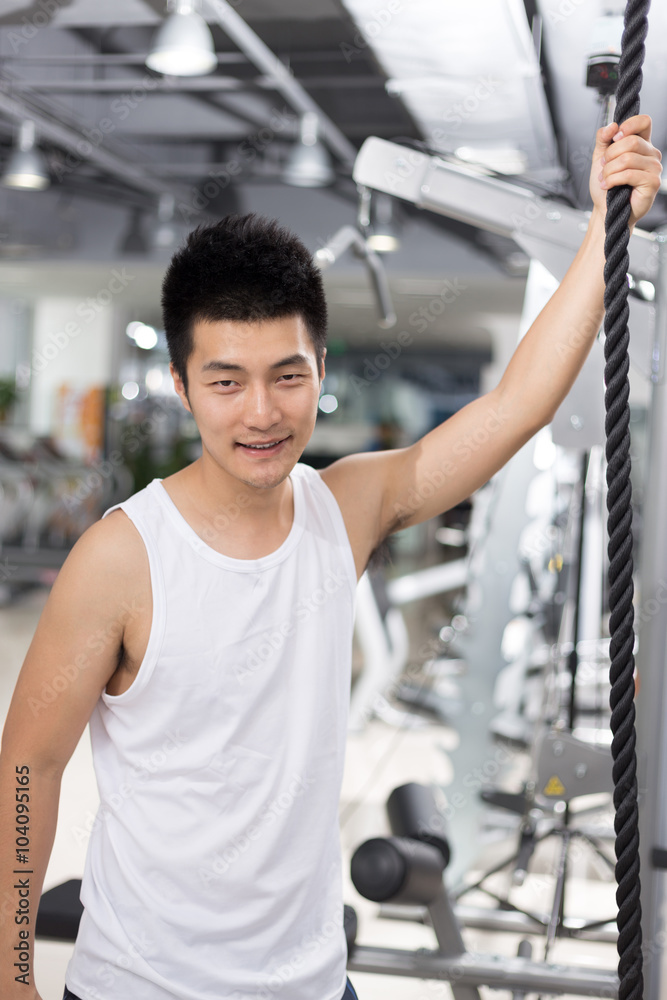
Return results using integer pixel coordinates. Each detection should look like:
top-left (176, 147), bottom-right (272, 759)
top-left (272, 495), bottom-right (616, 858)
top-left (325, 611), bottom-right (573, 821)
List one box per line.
top-left (318, 448), bottom-right (403, 499)
top-left (317, 450), bottom-right (406, 564)
top-left (65, 505), bottom-right (149, 584)
top-left (38, 504), bottom-right (151, 652)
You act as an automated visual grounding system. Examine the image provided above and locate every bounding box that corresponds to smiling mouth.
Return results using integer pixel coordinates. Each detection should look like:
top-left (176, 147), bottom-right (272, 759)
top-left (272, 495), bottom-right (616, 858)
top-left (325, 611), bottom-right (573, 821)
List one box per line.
top-left (236, 436), bottom-right (290, 453)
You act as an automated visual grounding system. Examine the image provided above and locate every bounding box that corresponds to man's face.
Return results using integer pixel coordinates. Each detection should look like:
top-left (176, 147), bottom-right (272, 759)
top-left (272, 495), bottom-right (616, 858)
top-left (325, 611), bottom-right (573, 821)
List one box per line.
top-left (171, 314), bottom-right (325, 492)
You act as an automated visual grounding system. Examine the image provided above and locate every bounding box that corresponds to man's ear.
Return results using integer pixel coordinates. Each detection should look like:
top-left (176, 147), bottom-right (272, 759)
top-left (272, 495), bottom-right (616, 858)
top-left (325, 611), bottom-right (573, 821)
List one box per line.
top-left (170, 363), bottom-right (192, 413)
top-left (319, 349), bottom-right (326, 383)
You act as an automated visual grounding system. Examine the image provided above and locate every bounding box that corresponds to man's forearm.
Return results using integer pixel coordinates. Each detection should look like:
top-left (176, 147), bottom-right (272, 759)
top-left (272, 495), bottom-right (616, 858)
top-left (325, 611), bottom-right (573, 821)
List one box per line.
top-left (496, 208), bottom-right (610, 432)
top-left (0, 755), bottom-right (61, 998)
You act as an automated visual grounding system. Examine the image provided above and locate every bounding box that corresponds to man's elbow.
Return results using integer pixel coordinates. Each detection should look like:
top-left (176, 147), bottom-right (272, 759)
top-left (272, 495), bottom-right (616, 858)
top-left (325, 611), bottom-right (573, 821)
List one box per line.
top-left (537, 405), bottom-right (559, 435)
top-left (492, 386), bottom-right (552, 444)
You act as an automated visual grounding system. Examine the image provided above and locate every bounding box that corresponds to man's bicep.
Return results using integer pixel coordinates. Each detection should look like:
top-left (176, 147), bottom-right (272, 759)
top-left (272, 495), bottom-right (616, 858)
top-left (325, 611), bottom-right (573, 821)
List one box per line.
top-left (321, 448), bottom-right (406, 558)
top-left (383, 389), bottom-right (533, 534)
top-left (0, 515), bottom-right (142, 775)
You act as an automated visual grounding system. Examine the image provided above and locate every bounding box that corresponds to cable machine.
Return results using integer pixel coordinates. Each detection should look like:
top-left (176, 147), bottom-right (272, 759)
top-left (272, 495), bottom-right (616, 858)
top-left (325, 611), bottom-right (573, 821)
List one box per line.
top-left (343, 2), bottom-right (660, 996)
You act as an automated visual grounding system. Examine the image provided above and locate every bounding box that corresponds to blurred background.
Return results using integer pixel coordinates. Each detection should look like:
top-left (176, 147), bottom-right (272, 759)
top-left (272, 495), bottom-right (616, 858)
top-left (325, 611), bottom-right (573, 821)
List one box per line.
top-left (1, 0), bottom-right (663, 596)
top-left (1, 2), bottom-right (667, 998)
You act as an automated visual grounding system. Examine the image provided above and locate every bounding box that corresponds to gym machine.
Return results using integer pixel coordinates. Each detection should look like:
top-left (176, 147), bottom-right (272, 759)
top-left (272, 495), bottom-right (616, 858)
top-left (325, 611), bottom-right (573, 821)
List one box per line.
top-left (340, 129), bottom-right (666, 996)
top-left (0, 433), bottom-right (130, 600)
top-left (346, 782), bottom-right (617, 997)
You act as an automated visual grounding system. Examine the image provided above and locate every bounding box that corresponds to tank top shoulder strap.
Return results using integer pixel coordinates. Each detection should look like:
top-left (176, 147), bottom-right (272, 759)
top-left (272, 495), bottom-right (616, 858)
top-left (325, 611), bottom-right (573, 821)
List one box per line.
top-left (292, 462), bottom-right (357, 596)
top-left (102, 478), bottom-right (162, 520)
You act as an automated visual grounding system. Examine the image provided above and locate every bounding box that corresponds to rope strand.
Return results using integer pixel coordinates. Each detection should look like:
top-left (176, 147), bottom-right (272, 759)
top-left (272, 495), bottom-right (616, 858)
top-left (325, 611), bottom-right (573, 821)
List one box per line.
top-left (603, 3), bottom-right (650, 998)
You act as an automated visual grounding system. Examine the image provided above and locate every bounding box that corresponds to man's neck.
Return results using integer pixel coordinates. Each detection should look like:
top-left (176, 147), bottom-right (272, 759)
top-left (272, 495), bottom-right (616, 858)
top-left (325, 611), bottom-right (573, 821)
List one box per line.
top-left (164, 456), bottom-right (295, 533)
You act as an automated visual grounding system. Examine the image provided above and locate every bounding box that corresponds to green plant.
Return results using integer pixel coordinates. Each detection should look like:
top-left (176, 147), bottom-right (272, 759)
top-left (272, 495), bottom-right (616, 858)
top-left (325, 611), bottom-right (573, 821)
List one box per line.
top-left (0, 377), bottom-right (17, 417)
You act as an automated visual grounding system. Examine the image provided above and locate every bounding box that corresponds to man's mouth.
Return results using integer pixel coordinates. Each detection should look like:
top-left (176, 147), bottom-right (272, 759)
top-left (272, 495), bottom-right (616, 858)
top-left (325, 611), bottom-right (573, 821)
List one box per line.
top-left (236, 436), bottom-right (290, 455)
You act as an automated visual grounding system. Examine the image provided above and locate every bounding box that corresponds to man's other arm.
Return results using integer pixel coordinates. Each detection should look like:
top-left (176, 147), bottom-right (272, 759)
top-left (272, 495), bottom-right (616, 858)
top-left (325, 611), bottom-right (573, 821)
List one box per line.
top-left (0, 512), bottom-right (147, 1000)
top-left (326, 115), bottom-right (661, 547)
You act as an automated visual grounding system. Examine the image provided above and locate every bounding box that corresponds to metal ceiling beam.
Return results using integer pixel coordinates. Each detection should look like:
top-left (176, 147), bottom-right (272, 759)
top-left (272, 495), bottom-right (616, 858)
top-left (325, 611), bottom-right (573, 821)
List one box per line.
top-left (4, 52), bottom-right (249, 65)
top-left (0, 50), bottom-right (359, 65)
top-left (102, 122), bottom-right (411, 142)
top-left (201, 0), bottom-right (358, 168)
top-left (58, 25), bottom-right (269, 135)
top-left (0, 83), bottom-right (180, 200)
top-left (10, 76), bottom-right (384, 93)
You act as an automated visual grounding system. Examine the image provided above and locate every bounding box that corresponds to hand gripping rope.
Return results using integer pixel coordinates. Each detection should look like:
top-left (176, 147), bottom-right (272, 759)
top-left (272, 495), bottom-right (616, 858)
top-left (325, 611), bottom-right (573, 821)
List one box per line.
top-left (602, 2), bottom-right (650, 999)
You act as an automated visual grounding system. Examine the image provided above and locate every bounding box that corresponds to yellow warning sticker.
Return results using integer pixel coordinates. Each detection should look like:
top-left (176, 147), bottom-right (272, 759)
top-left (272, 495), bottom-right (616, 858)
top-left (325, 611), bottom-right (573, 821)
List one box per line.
top-left (543, 775), bottom-right (566, 797)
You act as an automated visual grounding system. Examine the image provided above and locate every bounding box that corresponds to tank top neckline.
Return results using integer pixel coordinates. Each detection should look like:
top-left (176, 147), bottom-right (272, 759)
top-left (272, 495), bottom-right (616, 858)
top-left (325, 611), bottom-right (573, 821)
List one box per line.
top-left (149, 467), bottom-right (305, 573)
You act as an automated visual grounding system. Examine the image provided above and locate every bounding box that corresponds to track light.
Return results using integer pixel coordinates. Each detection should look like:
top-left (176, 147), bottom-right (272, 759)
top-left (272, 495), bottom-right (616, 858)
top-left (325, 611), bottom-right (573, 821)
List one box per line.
top-left (282, 112), bottom-right (334, 188)
top-left (146, 1), bottom-right (217, 77)
top-left (152, 193), bottom-right (178, 250)
top-left (314, 225), bottom-right (396, 329)
top-left (366, 193), bottom-right (400, 253)
top-left (120, 207), bottom-right (149, 254)
top-left (2, 121), bottom-right (50, 190)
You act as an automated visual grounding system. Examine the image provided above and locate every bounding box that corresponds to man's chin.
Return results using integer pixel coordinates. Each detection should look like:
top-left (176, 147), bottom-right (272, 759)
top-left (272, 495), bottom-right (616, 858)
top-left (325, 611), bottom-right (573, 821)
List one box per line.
top-left (236, 468), bottom-right (292, 492)
top-left (231, 453), bottom-right (299, 490)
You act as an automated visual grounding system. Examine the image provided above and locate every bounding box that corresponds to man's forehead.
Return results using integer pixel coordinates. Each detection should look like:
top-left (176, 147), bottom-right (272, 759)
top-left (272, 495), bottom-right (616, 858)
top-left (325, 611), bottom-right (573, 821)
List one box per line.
top-left (189, 314), bottom-right (318, 368)
top-left (192, 314), bottom-right (308, 343)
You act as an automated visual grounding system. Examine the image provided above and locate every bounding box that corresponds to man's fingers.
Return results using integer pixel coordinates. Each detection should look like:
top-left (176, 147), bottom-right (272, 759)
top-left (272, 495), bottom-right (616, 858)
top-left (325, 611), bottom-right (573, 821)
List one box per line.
top-left (604, 134), bottom-right (660, 164)
top-left (589, 114), bottom-right (660, 223)
top-left (601, 167), bottom-right (660, 192)
top-left (593, 121), bottom-right (619, 160)
top-left (592, 115), bottom-right (653, 165)
top-left (601, 147), bottom-right (662, 188)
top-left (614, 113), bottom-right (653, 143)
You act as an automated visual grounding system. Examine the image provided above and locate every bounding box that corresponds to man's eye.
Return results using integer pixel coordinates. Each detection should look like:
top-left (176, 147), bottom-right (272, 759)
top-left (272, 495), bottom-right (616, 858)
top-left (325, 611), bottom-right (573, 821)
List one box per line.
top-left (216, 380), bottom-right (237, 387)
top-left (280, 373), bottom-right (301, 381)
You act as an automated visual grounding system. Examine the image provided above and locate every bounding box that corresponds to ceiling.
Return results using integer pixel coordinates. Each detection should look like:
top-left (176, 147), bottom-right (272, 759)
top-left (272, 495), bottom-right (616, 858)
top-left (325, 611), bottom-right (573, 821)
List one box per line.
top-left (0, 0), bottom-right (665, 351)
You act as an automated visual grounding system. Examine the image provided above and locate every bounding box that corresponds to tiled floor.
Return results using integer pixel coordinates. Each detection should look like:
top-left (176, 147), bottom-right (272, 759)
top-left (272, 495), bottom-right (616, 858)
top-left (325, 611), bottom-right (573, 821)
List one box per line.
top-left (1, 581), bottom-right (618, 1000)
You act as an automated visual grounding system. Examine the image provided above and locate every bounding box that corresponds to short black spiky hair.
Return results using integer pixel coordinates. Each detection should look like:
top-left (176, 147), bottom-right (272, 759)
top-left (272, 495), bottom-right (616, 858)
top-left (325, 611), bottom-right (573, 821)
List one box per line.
top-left (161, 212), bottom-right (328, 391)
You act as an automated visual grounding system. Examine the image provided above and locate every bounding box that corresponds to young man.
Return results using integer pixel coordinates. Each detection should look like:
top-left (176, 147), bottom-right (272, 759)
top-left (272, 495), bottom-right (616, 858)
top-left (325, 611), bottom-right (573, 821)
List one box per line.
top-left (0, 116), bottom-right (661, 1000)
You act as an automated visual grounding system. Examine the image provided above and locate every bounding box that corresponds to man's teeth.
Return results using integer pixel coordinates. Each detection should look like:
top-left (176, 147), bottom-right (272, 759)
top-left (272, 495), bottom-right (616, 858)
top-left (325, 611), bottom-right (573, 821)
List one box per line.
top-left (246, 441), bottom-right (280, 449)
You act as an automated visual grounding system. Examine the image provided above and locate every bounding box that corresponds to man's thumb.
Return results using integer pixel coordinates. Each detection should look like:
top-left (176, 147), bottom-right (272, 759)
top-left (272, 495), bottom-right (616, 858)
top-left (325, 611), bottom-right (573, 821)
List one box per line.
top-left (593, 121), bottom-right (618, 160)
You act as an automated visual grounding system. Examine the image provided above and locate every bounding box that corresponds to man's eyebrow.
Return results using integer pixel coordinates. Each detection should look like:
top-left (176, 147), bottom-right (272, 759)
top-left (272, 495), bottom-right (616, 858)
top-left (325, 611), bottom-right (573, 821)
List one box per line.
top-left (201, 353), bottom-right (311, 374)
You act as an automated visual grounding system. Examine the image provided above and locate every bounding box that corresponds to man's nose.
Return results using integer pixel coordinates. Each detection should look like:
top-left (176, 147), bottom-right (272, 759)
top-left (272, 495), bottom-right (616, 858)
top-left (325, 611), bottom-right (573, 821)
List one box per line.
top-left (243, 384), bottom-right (281, 427)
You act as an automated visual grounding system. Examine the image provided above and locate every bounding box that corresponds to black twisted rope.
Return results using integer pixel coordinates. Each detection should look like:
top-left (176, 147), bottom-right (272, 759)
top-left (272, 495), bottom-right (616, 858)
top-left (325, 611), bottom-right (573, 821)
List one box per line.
top-left (603, 3), bottom-right (650, 999)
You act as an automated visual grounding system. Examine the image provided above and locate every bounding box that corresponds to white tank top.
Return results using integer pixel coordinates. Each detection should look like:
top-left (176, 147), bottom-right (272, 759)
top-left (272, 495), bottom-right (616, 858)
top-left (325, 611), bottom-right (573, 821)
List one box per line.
top-left (65, 463), bottom-right (358, 1000)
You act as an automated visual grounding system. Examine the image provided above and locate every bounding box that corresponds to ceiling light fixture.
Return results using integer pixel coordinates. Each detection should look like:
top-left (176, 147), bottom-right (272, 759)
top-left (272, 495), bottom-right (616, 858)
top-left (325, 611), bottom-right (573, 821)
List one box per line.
top-left (366, 193), bottom-right (401, 253)
top-left (152, 193), bottom-right (178, 250)
top-left (314, 224), bottom-right (396, 329)
top-left (146, 0), bottom-right (217, 77)
top-left (120, 207), bottom-right (149, 254)
top-left (2, 120), bottom-right (50, 190)
top-left (282, 112), bottom-right (334, 188)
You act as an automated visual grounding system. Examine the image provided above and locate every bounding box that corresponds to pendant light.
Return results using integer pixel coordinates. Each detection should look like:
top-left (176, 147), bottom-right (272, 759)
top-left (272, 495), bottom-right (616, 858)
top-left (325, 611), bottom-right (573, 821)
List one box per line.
top-left (2, 121), bottom-right (50, 190)
top-left (282, 113), bottom-right (334, 188)
top-left (146, 1), bottom-right (217, 77)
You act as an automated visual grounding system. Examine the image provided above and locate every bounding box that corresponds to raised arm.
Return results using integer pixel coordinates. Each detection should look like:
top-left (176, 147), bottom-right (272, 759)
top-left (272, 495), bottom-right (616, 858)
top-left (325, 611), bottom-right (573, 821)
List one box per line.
top-left (324, 115), bottom-right (661, 553)
top-left (0, 513), bottom-right (148, 1000)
